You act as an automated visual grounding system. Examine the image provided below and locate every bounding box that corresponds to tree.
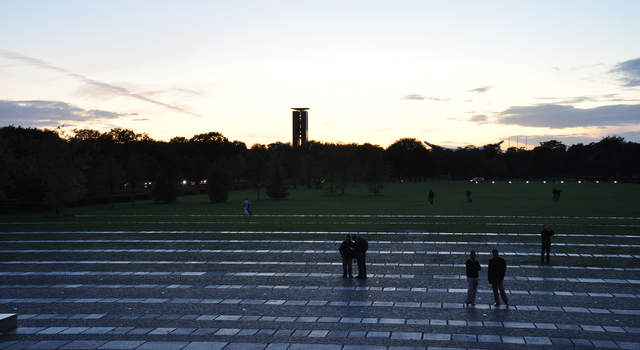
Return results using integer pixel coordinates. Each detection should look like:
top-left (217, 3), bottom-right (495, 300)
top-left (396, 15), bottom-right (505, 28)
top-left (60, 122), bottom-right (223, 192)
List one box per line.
top-left (207, 163), bottom-right (232, 203)
top-left (247, 144), bottom-right (268, 200)
top-left (360, 144), bottom-right (388, 195)
top-left (152, 161), bottom-right (179, 203)
top-left (190, 131), bottom-right (228, 144)
top-left (385, 138), bottom-right (430, 179)
top-left (266, 167), bottom-right (288, 199)
top-left (0, 126), bottom-right (86, 215)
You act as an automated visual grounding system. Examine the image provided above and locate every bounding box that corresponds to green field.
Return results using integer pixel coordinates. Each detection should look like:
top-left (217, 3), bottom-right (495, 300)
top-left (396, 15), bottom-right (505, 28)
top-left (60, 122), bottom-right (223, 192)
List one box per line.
top-left (1, 181), bottom-right (639, 236)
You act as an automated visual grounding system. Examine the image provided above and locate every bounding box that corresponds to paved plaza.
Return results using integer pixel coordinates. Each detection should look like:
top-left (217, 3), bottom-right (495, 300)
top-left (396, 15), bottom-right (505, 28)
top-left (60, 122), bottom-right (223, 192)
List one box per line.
top-left (1, 215), bottom-right (639, 349)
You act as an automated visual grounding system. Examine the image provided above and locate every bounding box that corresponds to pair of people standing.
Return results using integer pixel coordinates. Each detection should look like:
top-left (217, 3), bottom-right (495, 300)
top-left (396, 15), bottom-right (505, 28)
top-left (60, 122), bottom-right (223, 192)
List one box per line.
top-left (465, 249), bottom-right (508, 306)
top-left (339, 234), bottom-right (368, 279)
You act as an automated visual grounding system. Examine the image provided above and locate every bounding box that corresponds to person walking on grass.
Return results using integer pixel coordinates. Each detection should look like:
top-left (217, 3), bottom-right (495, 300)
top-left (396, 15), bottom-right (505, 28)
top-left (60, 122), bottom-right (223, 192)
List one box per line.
top-left (242, 198), bottom-right (252, 216)
top-left (339, 234), bottom-right (355, 278)
top-left (354, 234), bottom-right (368, 279)
top-left (541, 224), bottom-right (555, 265)
top-left (488, 248), bottom-right (508, 306)
top-left (465, 250), bottom-right (481, 306)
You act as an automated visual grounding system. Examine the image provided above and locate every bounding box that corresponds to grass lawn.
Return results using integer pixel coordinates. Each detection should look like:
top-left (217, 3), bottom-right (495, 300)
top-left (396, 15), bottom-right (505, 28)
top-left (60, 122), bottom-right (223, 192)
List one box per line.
top-left (1, 181), bottom-right (639, 235)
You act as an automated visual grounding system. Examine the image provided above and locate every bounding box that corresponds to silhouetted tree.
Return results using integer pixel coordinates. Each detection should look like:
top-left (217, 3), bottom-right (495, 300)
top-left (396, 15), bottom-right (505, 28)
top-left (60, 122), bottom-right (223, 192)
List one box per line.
top-left (266, 167), bottom-right (288, 199)
top-left (385, 138), bottom-right (429, 180)
top-left (360, 143), bottom-right (388, 195)
top-left (247, 144), bottom-right (268, 200)
top-left (3, 124), bottom-right (640, 214)
top-left (152, 157), bottom-right (179, 203)
top-left (0, 127), bottom-right (85, 214)
top-left (207, 163), bottom-right (232, 203)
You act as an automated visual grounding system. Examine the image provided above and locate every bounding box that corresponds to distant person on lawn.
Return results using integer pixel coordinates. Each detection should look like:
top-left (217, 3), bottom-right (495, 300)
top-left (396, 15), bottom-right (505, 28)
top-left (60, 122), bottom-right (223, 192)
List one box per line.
top-left (354, 234), bottom-right (368, 279)
top-left (552, 188), bottom-right (561, 202)
top-left (242, 198), bottom-right (252, 216)
top-left (465, 250), bottom-right (481, 306)
top-left (428, 189), bottom-right (434, 205)
top-left (339, 234), bottom-right (356, 278)
top-left (488, 249), bottom-right (508, 306)
top-left (466, 190), bottom-right (472, 202)
top-left (540, 224), bottom-right (555, 265)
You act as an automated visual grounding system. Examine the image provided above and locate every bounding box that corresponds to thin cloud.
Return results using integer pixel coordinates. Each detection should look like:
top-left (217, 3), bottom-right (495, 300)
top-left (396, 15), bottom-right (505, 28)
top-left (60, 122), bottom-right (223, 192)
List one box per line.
top-left (495, 104), bottom-right (640, 128)
top-left (402, 94), bottom-right (449, 101)
top-left (469, 114), bottom-right (488, 123)
top-left (533, 94), bottom-right (638, 105)
top-left (0, 100), bottom-right (122, 127)
top-left (610, 57), bottom-right (640, 87)
top-left (468, 86), bottom-right (492, 93)
top-left (137, 87), bottom-right (205, 97)
top-left (0, 50), bottom-right (203, 118)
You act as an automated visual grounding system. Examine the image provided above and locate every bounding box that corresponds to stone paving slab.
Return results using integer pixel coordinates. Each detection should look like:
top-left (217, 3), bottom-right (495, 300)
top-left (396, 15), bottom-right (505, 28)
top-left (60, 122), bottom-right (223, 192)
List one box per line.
top-left (98, 340), bottom-right (145, 349)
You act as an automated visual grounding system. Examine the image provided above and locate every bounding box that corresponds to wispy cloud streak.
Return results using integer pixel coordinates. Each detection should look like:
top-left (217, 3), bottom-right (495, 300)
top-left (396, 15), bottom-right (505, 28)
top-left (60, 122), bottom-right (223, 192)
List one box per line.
top-left (0, 50), bottom-right (203, 118)
top-left (402, 94), bottom-right (449, 101)
top-left (468, 86), bottom-right (492, 93)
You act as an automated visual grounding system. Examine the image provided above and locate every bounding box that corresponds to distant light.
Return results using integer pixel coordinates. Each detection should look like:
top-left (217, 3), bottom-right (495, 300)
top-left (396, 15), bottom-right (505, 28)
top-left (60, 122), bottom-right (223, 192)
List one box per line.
top-left (614, 180), bottom-right (618, 184)
top-left (578, 180), bottom-right (582, 184)
top-left (469, 179), bottom-right (473, 182)
top-left (595, 180), bottom-right (599, 184)
top-left (182, 180), bottom-right (187, 185)
top-left (560, 180), bottom-right (564, 184)
top-left (543, 180), bottom-right (546, 184)
top-left (526, 180), bottom-right (529, 184)
top-left (474, 181), bottom-right (478, 184)
top-left (508, 180), bottom-right (512, 184)
top-left (491, 180), bottom-right (495, 184)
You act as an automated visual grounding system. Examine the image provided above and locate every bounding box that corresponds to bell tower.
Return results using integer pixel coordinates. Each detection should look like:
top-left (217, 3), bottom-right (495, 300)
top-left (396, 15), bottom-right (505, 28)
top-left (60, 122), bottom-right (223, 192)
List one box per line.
top-left (292, 107), bottom-right (309, 148)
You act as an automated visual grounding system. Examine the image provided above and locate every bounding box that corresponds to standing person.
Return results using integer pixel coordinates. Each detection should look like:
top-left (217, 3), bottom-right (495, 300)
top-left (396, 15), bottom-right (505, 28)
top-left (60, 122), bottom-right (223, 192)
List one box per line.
top-left (354, 234), bottom-right (368, 279)
top-left (242, 198), bottom-right (252, 216)
top-left (541, 224), bottom-right (555, 265)
top-left (465, 250), bottom-right (481, 306)
top-left (465, 190), bottom-right (472, 202)
top-left (428, 189), bottom-right (434, 205)
top-left (339, 234), bottom-right (355, 278)
top-left (488, 249), bottom-right (508, 306)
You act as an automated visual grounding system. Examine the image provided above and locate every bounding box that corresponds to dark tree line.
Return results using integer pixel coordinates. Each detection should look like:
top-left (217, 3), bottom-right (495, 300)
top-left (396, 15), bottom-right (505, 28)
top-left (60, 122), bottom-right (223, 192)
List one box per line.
top-left (1, 126), bottom-right (639, 213)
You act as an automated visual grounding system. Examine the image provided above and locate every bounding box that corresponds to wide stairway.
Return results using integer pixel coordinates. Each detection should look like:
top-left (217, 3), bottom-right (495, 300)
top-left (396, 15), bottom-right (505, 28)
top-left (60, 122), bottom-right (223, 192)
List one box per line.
top-left (1, 224), bottom-right (639, 349)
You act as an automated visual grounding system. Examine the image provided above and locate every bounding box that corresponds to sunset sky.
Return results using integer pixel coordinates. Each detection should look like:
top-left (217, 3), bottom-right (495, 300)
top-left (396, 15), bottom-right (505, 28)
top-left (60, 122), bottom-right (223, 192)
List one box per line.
top-left (1, 1), bottom-right (639, 148)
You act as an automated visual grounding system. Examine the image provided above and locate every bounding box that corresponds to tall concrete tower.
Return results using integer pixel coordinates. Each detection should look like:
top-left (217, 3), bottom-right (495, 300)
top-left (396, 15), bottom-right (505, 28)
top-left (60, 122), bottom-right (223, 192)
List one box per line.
top-left (292, 107), bottom-right (309, 148)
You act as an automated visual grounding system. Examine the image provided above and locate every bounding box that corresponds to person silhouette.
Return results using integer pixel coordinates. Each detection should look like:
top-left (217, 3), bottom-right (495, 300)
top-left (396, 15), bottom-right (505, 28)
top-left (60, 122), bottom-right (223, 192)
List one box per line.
top-left (466, 190), bottom-right (472, 203)
top-left (353, 234), bottom-right (368, 279)
top-left (242, 198), bottom-right (252, 216)
top-left (465, 250), bottom-right (481, 306)
top-left (541, 224), bottom-right (555, 265)
top-left (428, 189), bottom-right (434, 205)
top-left (488, 249), bottom-right (508, 306)
top-left (339, 234), bottom-right (355, 278)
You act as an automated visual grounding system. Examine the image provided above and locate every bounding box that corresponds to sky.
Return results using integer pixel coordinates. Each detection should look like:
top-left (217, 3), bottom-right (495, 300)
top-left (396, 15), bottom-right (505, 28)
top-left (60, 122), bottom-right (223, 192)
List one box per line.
top-left (1, 1), bottom-right (639, 148)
